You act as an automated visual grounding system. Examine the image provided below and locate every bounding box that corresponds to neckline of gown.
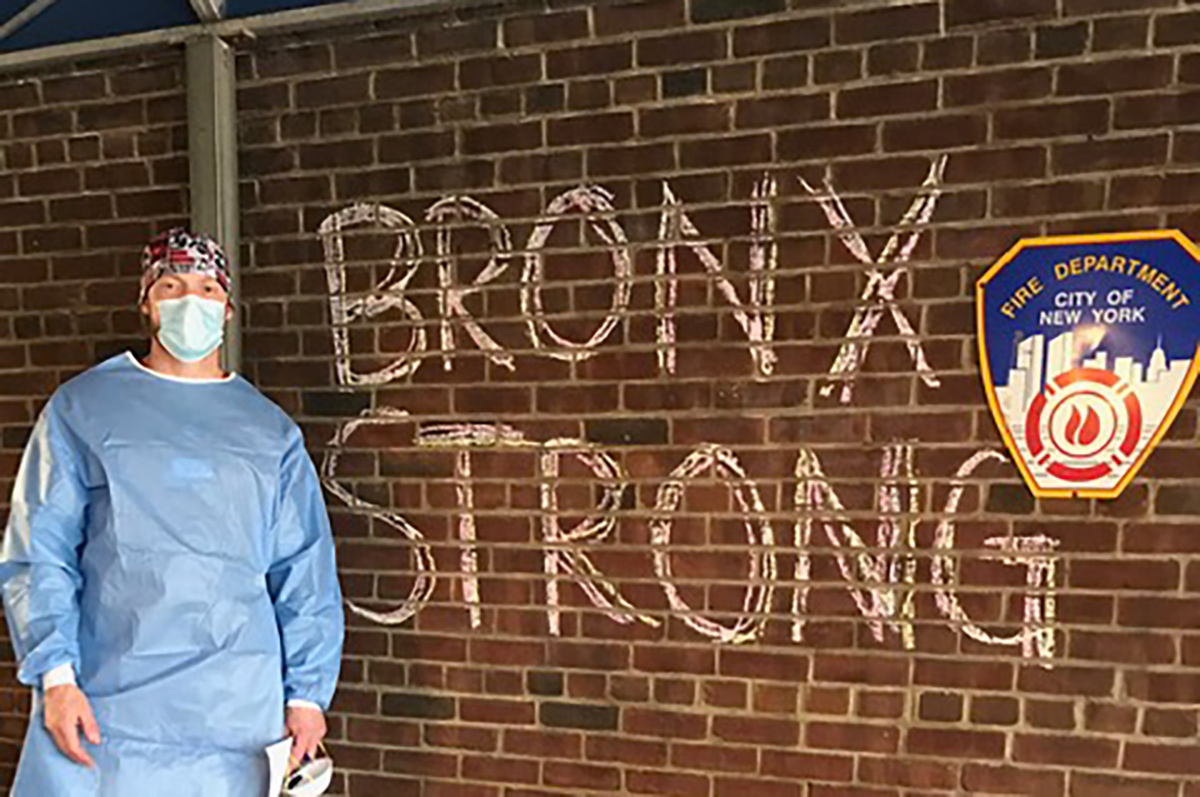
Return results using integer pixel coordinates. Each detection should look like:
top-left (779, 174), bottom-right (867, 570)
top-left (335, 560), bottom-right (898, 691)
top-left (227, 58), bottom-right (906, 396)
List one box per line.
top-left (124, 351), bottom-right (237, 384)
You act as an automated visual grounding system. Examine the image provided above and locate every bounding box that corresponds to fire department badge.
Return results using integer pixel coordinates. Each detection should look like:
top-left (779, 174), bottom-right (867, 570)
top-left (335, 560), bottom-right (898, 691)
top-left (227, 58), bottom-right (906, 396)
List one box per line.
top-left (978, 231), bottom-right (1200, 499)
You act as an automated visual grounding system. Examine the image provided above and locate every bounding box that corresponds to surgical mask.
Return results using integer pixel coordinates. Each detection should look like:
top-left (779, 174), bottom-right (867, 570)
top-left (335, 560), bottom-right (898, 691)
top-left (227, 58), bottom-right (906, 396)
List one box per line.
top-left (155, 295), bottom-right (226, 362)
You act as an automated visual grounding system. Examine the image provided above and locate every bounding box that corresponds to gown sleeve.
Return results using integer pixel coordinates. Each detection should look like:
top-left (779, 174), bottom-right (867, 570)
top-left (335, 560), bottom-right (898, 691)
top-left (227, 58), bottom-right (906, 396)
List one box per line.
top-left (266, 424), bottom-right (345, 712)
top-left (0, 393), bottom-right (90, 688)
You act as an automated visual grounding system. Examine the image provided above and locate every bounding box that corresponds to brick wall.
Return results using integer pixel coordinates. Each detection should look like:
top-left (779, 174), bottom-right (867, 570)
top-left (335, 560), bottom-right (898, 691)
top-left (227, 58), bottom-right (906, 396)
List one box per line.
top-left (7, 0), bottom-right (1200, 793)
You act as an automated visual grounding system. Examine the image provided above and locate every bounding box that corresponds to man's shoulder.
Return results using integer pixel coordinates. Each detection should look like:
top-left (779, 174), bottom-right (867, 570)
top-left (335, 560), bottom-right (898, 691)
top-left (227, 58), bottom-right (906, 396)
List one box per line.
top-left (50, 352), bottom-right (132, 404)
top-left (228, 378), bottom-right (299, 434)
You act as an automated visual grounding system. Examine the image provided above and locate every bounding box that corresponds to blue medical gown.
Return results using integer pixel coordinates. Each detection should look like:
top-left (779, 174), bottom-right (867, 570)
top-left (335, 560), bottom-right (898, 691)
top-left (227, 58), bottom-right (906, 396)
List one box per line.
top-left (0, 351), bottom-right (345, 796)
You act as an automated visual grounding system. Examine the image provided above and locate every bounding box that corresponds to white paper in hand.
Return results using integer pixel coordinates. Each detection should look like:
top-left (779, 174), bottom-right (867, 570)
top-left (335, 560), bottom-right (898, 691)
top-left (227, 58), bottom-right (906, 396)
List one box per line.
top-left (265, 736), bottom-right (293, 797)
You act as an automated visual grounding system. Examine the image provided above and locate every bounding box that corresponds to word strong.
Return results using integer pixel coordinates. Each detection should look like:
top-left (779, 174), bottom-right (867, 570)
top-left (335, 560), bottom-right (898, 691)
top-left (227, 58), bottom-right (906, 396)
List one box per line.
top-left (321, 412), bottom-right (1059, 661)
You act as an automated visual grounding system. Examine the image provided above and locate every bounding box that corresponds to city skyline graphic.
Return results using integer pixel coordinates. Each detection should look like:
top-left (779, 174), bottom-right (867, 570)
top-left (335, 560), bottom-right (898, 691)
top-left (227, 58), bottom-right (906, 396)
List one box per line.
top-left (993, 328), bottom-right (1191, 491)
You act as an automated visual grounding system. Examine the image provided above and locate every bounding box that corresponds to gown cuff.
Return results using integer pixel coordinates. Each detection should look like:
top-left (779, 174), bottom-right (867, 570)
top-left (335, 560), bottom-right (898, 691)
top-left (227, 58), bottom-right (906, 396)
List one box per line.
top-left (42, 662), bottom-right (76, 690)
top-left (286, 698), bottom-right (323, 712)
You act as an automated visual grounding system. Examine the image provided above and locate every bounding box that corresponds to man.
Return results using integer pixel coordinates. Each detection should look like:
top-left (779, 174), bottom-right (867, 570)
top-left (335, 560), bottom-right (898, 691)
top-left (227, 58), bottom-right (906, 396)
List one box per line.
top-left (0, 229), bottom-right (345, 795)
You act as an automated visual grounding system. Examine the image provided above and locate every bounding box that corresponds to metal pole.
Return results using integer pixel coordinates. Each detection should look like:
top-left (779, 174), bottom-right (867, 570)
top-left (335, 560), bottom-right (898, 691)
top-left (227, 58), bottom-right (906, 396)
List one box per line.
top-left (186, 34), bottom-right (241, 374)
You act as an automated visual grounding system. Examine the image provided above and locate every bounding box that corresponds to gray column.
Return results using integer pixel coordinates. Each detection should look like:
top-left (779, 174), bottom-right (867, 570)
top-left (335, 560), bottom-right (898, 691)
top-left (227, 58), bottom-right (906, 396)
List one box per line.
top-left (186, 34), bottom-right (241, 374)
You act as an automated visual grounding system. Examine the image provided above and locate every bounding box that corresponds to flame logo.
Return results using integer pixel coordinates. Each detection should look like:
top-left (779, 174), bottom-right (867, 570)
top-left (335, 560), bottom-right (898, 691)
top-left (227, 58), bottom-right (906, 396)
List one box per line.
top-left (1065, 405), bottom-right (1102, 447)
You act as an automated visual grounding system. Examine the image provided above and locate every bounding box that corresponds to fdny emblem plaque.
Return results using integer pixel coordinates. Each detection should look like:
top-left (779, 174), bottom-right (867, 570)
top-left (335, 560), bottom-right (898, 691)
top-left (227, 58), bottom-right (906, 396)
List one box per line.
top-left (978, 231), bottom-right (1200, 499)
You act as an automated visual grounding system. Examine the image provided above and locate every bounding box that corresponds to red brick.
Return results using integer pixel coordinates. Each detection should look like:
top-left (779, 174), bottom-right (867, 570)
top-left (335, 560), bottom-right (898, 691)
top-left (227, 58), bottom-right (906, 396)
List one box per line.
top-left (585, 736), bottom-right (667, 766)
top-left (587, 144), bottom-right (675, 177)
top-left (814, 50), bottom-right (862, 84)
top-left (640, 102), bottom-right (730, 138)
top-left (854, 686), bottom-right (902, 720)
top-left (1064, 0), bottom-right (1173, 11)
top-left (867, 41), bottom-right (920, 76)
top-left (1026, 698), bottom-right (1076, 730)
top-left (733, 18), bottom-right (830, 55)
top-left (636, 30), bottom-right (727, 67)
top-left (673, 742), bottom-right (757, 773)
top-left (906, 728), bottom-right (1005, 759)
top-left (504, 10), bottom-right (589, 46)
top-left (1142, 708), bottom-right (1197, 738)
top-left (1057, 56), bottom-right (1173, 95)
top-left (778, 124), bottom-right (877, 159)
top-left (1120, 595), bottom-right (1200, 628)
top-left (947, 0), bottom-right (1056, 28)
top-left (626, 769), bottom-right (709, 797)
top-left (945, 66), bottom-right (1051, 105)
top-left (462, 121), bottom-right (542, 154)
top-left (1014, 733), bottom-right (1119, 767)
top-left (837, 79), bottom-right (938, 118)
top-left (460, 697), bottom-right (535, 725)
top-left (808, 721), bottom-right (899, 754)
top-left (858, 758), bottom-right (957, 790)
top-left (919, 692), bottom-right (962, 722)
top-left (460, 54), bottom-right (542, 89)
top-left (719, 649), bottom-right (809, 681)
top-left (1070, 559), bottom-right (1179, 591)
top-left (378, 131), bottom-right (454, 164)
top-left (594, 0), bottom-right (685, 36)
top-left (461, 754), bottom-right (539, 784)
top-left (415, 20), bottom-right (497, 57)
top-left (18, 168), bottom-right (81, 197)
top-left (543, 761), bottom-right (621, 791)
top-left (41, 74), bottom-right (103, 104)
top-left (1053, 135), bottom-right (1168, 174)
top-left (548, 112), bottom-right (634, 146)
top-left (634, 645), bottom-right (714, 674)
top-left (995, 100), bottom-right (1111, 139)
top-left (713, 715), bottom-right (799, 746)
top-left (374, 65), bottom-right (455, 99)
top-left (502, 729), bottom-right (580, 759)
top-left (814, 654), bottom-right (909, 686)
top-left (1116, 91), bottom-right (1200, 130)
top-left (298, 140), bottom-right (373, 170)
top-left (834, 4), bottom-right (940, 44)
top-left (13, 108), bottom-right (71, 137)
top-left (1094, 16), bottom-right (1151, 52)
top-left (333, 34), bottom-right (412, 70)
top-left (882, 114), bottom-right (987, 151)
top-left (970, 695), bottom-right (1019, 726)
top-left (547, 43), bottom-right (632, 79)
top-left (761, 750), bottom-right (853, 781)
top-left (1154, 10), bottom-right (1200, 46)
top-left (735, 94), bottom-right (830, 129)
top-left (1085, 702), bottom-right (1137, 734)
top-left (1071, 772), bottom-right (1179, 797)
top-left (624, 708), bottom-right (707, 739)
top-left (1126, 743), bottom-right (1200, 775)
top-left (715, 777), bottom-right (802, 797)
top-left (962, 764), bottom-right (1064, 797)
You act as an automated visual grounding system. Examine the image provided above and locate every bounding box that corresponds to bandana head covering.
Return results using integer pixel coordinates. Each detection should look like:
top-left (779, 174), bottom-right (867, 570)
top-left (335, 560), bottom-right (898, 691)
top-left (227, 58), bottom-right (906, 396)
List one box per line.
top-left (139, 228), bottom-right (233, 305)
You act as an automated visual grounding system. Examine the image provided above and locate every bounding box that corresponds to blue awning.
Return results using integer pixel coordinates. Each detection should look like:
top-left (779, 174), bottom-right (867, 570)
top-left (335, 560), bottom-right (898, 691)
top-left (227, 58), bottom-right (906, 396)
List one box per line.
top-left (0, 0), bottom-right (349, 53)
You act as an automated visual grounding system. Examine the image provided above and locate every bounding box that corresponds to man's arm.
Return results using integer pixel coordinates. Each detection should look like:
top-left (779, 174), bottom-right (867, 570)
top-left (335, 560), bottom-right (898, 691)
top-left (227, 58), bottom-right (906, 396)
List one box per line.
top-left (266, 425), bottom-right (345, 713)
top-left (0, 394), bottom-right (102, 768)
top-left (0, 394), bottom-right (89, 687)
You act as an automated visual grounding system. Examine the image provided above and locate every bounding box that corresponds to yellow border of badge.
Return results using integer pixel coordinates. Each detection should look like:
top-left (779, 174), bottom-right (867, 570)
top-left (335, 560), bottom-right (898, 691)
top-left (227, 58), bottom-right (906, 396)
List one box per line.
top-left (976, 229), bottom-right (1200, 500)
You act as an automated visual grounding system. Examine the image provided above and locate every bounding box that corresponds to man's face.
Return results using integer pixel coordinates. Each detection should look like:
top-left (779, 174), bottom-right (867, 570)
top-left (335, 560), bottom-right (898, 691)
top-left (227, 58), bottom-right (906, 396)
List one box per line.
top-left (141, 272), bottom-right (231, 332)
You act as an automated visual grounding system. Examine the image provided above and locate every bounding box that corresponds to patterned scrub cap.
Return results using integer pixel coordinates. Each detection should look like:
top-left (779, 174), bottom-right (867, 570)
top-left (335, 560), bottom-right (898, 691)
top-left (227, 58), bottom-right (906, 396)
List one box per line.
top-left (138, 228), bottom-right (233, 304)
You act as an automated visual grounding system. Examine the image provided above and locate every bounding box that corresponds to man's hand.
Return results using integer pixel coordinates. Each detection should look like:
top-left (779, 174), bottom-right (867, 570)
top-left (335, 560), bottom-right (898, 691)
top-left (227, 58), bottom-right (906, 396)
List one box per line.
top-left (44, 684), bottom-right (101, 767)
top-left (286, 704), bottom-right (326, 766)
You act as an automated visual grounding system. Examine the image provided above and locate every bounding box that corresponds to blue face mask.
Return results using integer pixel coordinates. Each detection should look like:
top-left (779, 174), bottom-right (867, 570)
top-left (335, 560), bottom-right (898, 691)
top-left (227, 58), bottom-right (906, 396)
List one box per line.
top-left (155, 295), bottom-right (226, 362)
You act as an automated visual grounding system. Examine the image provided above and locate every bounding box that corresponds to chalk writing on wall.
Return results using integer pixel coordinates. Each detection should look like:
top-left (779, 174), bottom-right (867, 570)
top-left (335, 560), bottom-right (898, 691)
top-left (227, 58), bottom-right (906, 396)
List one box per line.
top-left (318, 164), bottom-right (948, 387)
top-left (315, 157), bottom-right (1062, 662)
